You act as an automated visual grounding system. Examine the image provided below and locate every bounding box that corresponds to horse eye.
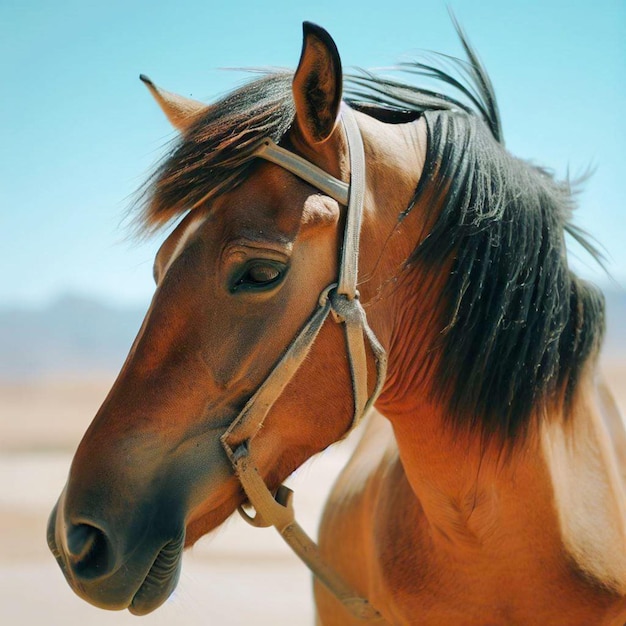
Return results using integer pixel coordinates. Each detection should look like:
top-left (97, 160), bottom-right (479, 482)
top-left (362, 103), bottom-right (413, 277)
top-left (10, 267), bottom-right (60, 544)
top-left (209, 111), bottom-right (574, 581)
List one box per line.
top-left (247, 264), bottom-right (281, 284)
top-left (232, 261), bottom-right (286, 292)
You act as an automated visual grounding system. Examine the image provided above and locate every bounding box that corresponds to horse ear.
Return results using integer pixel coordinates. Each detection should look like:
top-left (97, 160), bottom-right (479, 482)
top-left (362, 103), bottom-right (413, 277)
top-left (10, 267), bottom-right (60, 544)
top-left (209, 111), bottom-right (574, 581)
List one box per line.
top-left (292, 22), bottom-right (343, 145)
top-left (140, 74), bottom-right (209, 131)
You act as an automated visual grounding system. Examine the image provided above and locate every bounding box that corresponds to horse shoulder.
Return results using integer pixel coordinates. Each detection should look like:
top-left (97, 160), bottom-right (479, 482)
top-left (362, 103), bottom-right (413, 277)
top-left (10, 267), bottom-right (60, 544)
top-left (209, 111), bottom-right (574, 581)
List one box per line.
top-left (315, 411), bottom-right (393, 624)
top-left (315, 411), bottom-right (436, 625)
top-left (597, 372), bottom-right (626, 487)
top-left (542, 368), bottom-right (626, 605)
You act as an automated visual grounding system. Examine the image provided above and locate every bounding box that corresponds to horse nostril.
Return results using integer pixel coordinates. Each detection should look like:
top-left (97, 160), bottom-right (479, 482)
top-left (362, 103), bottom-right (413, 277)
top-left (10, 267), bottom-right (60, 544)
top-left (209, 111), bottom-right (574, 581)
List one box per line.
top-left (67, 523), bottom-right (95, 559)
top-left (66, 523), bottom-right (113, 580)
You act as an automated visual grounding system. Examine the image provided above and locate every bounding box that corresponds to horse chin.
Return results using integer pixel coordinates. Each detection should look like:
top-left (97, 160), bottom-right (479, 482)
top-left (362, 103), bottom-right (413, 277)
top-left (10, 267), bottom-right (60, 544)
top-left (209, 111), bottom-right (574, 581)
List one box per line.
top-left (184, 493), bottom-right (244, 547)
top-left (183, 459), bottom-right (303, 547)
top-left (128, 535), bottom-right (185, 616)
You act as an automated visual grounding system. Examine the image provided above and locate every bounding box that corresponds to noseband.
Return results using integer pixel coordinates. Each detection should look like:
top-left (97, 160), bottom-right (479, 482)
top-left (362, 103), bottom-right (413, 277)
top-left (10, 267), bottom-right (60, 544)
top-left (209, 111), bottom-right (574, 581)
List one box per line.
top-left (220, 105), bottom-right (387, 621)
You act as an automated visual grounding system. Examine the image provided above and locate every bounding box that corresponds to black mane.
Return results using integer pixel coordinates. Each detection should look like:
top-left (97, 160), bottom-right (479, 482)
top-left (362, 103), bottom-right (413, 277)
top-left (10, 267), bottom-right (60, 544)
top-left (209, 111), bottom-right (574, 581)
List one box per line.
top-left (138, 25), bottom-right (605, 444)
top-left (409, 110), bottom-right (604, 443)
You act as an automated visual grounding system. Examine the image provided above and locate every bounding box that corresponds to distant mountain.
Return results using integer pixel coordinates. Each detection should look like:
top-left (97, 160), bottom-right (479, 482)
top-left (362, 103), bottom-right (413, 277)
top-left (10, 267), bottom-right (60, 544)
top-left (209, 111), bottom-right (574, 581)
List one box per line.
top-left (0, 288), bottom-right (624, 381)
top-left (0, 294), bottom-right (146, 380)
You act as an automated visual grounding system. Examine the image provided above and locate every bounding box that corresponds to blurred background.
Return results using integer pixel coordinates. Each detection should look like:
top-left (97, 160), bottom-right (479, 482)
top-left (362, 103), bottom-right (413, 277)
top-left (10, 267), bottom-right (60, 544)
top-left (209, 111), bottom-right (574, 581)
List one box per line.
top-left (1, 0), bottom-right (624, 624)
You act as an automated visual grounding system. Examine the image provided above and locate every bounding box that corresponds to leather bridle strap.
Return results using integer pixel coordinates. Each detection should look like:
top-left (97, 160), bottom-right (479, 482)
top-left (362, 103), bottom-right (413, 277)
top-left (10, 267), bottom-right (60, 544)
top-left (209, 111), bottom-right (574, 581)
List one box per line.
top-left (220, 105), bottom-right (386, 621)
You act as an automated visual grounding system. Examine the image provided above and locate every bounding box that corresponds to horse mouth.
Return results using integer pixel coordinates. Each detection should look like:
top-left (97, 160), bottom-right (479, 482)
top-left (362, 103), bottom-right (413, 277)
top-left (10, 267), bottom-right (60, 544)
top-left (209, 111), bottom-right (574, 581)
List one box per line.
top-left (48, 499), bottom-right (185, 616)
top-left (128, 535), bottom-right (185, 616)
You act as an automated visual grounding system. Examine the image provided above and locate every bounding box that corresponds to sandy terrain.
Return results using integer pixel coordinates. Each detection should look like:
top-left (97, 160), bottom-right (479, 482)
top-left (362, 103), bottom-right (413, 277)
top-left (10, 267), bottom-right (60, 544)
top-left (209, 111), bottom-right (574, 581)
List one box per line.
top-left (1, 363), bottom-right (625, 625)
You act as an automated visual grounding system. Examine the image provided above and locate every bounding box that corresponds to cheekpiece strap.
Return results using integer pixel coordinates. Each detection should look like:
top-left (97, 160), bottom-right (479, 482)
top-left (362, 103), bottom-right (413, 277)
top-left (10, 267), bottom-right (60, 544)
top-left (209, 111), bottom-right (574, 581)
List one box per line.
top-left (219, 105), bottom-right (387, 622)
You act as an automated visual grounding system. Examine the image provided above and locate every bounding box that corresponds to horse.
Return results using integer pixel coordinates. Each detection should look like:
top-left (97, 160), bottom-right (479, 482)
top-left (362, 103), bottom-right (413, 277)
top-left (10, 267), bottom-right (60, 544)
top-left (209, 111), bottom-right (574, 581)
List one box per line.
top-left (47, 20), bottom-right (626, 625)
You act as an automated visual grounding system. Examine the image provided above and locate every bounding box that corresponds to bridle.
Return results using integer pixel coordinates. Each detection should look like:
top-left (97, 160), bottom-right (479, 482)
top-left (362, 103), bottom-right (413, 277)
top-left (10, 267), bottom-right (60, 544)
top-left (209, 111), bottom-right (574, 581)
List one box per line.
top-left (219, 104), bottom-right (387, 621)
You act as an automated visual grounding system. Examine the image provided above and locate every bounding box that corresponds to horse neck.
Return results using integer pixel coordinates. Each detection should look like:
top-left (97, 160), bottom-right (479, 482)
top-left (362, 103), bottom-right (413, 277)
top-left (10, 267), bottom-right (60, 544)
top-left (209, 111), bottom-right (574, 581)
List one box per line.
top-left (376, 303), bottom-right (626, 593)
top-left (356, 113), bottom-right (626, 591)
top-left (374, 287), bottom-right (626, 594)
top-left (377, 374), bottom-right (559, 558)
top-left (355, 112), bottom-right (518, 549)
top-left (355, 110), bottom-right (556, 525)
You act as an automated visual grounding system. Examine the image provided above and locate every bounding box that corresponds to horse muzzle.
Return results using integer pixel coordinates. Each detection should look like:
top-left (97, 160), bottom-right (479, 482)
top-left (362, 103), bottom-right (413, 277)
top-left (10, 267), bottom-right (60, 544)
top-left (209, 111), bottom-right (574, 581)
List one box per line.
top-left (47, 488), bottom-right (185, 615)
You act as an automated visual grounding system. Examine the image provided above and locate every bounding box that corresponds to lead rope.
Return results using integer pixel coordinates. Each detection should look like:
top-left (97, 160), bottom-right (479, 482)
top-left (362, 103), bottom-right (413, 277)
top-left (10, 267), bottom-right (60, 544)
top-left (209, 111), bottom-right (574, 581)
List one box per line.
top-left (220, 105), bottom-right (386, 622)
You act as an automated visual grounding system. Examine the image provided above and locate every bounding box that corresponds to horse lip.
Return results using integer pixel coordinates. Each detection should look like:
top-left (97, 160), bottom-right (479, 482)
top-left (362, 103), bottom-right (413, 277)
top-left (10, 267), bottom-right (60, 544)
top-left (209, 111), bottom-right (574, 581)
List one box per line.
top-left (47, 502), bottom-right (69, 577)
top-left (47, 502), bottom-right (60, 556)
top-left (128, 534), bottom-right (185, 616)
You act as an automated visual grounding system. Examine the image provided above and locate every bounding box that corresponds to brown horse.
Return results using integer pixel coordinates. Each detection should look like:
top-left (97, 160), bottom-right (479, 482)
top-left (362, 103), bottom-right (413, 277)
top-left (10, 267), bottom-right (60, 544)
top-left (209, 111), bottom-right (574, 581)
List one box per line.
top-left (48, 21), bottom-right (626, 625)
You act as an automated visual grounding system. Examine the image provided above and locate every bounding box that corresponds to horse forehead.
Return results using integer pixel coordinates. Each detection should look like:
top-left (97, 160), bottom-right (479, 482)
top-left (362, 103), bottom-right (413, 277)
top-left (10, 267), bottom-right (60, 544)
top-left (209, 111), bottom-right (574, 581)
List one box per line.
top-left (217, 163), bottom-right (321, 236)
top-left (156, 162), bottom-right (337, 281)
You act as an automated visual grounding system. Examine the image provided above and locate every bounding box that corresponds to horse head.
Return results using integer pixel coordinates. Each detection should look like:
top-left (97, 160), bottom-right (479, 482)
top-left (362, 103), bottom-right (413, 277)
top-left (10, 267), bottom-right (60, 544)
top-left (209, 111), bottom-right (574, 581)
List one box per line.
top-left (47, 23), bottom-right (421, 615)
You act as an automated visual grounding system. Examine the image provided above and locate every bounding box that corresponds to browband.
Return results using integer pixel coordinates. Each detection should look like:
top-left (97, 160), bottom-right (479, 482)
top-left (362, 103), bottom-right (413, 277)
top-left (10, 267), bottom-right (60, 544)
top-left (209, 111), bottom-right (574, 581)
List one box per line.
top-left (254, 139), bottom-right (349, 206)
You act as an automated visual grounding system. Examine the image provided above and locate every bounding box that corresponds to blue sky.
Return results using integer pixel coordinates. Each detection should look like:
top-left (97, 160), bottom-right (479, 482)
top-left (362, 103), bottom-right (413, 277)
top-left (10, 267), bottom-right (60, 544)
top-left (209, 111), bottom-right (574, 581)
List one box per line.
top-left (1, 0), bottom-right (624, 307)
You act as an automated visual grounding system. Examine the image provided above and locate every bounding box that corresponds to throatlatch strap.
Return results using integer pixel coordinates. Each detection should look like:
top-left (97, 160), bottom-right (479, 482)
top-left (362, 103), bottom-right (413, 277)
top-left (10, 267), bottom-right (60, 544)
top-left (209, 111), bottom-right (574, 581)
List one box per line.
top-left (220, 106), bottom-right (386, 622)
top-left (231, 446), bottom-right (381, 621)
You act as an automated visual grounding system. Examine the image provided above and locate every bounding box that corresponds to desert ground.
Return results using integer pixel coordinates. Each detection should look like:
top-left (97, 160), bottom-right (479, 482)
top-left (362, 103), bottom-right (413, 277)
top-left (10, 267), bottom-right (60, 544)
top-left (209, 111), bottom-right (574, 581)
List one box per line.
top-left (2, 363), bottom-right (625, 625)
